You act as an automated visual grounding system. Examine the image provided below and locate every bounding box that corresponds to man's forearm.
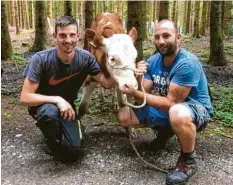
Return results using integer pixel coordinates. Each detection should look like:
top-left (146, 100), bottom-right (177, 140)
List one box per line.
top-left (20, 93), bottom-right (59, 106)
top-left (137, 75), bottom-right (143, 90)
top-left (132, 90), bottom-right (175, 113)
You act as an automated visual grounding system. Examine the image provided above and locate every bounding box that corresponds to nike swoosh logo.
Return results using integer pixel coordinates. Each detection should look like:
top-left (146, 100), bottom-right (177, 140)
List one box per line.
top-left (49, 72), bottom-right (80, 85)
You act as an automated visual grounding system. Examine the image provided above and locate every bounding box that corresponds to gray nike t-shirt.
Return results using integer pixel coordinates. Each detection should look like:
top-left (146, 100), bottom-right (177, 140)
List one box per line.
top-left (23, 48), bottom-right (101, 104)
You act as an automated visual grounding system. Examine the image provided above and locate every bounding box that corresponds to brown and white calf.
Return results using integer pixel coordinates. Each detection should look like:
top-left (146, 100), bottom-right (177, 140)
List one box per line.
top-left (78, 12), bottom-right (145, 118)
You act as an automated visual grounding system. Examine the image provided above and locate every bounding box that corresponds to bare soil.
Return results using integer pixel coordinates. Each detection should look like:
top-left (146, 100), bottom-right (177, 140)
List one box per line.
top-left (1, 29), bottom-right (233, 185)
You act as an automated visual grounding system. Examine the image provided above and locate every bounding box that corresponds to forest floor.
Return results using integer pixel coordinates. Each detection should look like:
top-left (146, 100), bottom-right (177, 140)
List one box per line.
top-left (1, 28), bottom-right (233, 185)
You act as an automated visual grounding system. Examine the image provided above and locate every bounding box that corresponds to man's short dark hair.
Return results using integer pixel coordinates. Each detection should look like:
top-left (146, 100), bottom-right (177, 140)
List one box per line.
top-left (55, 16), bottom-right (78, 33)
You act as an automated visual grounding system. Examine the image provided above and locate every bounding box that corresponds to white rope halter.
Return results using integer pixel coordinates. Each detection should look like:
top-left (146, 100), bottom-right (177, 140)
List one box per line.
top-left (110, 64), bottom-right (147, 109)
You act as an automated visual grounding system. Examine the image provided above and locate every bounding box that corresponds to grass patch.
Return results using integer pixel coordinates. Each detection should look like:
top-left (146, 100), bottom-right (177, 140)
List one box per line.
top-left (224, 43), bottom-right (233, 50)
top-left (198, 52), bottom-right (209, 59)
top-left (225, 49), bottom-right (233, 56)
top-left (12, 52), bottom-right (27, 67)
top-left (4, 111), bottom-right (13, 120)
top-left (74, 89), bottom-right (118, 116)
top-left (9, 97), bottom-right (19, 105)
top-left (74, 88), bottom-right (119, 124)
top-left (211, 85), bottom-right (233, 128)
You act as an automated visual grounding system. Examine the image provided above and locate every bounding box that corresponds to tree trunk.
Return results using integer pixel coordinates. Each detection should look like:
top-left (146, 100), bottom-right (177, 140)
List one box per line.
top-left (142, 2), bottom-right (147, 40)
top-left (10, 0), bottom-right (16, 27)
top-left (84, 1), bottom-right (93, 50)
top-left (175, 1), bottom-right (178, 23)
top-left (80, 2), bottom-right (85, 28)
top-left (103, 1), bottom-right (107, 12)
top-left (17, 0), bottom-right (22, 29)
top-left (192, 1), bottom-right (201, 38)
top-left (98, 1), bottom-right (102, 13)
top-left (182, 1), bottom-right (187, 34)
top-left (22, 0), bottom-right (27, 29)
top-left (24, 0), bottom-right (30, 30)
top-left (30, 1), bottom-right (46, 52)
top-left (72, 1), bottom-right (77, 18)
top-left (186, 1), bottom-right (191, 34)
top-left (200, 1), bottom-right (208, 36)
top-left (127, 1), bottom-right (145, 61)
top-left (6, 1), bottom-right (11, 26)
top-left (20, 0), bottom-right (25, 29)
top-left (117, 1), bottom-right (122, 18)
top-left (156, 1), bottom-right (160, 22)
top-left (15, 0), bottom-right (20, 34)
top-left (110, 1), bottom-right (114, 12)
top-left (223, 1), bottom-right (233, 37)
top-left (172, 1), bottom-right (176, 21)
top-left (64, 1), bottom-right (72, 16)
top-left (205, 1), bottom-right (211, 36)
top-left (28, 1), bottom-right (32, 28)
top-left (221, 1), bottom-right (225, 37)
top-left (178, 1), bottom-right (186, 34)
top-left (1, 1), bottom-right (13, 60)
top-left (47, 0), bottom-right (53, 18)
top-left (209, 1), bottom-right (226, 66)
top-left (153, 1), bottom-right (156, 22)
top-left (159, 1), bottom-right (169, 21)
top-left (59, 1), bottom-right (64, 17)
top-left (53, 1), bottom-right (58, 18)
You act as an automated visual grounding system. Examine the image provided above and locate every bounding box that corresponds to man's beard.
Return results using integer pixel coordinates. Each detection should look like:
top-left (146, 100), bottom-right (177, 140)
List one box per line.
top-left (156, 41), bottom-right (177, 57)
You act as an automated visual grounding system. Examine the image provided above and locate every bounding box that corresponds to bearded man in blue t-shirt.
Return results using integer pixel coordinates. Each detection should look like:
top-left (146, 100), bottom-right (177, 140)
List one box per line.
top-left (118, 19), bottom-right (213, 185)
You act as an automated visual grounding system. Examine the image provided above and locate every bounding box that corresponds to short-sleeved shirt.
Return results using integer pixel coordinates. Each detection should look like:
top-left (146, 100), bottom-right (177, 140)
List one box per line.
top-left (23, 48), bottom-right (101, 105)
top-left (145, 48), bottom-right (213, 116)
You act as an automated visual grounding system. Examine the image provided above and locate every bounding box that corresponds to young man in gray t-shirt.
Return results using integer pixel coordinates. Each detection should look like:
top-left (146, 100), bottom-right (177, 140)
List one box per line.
top-left (20, 16), bottom-right (114, 162)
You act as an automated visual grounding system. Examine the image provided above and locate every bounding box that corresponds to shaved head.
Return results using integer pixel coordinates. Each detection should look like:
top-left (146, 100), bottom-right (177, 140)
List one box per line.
top-left (153, 19), bottom-right (181, 57)
top-left (156, 19), bottom-right (178, 34)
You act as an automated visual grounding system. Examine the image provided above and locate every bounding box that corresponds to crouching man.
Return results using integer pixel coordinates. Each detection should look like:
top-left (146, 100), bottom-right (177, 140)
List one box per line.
top-left (20, 16), bottom-right (114, 162)
top-left (118, 19), bottom-right (213, 184)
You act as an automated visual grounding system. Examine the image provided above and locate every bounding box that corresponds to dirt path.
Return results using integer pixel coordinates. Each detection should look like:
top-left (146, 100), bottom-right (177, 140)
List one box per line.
top-left (1, 94), bottom-right (233, 185)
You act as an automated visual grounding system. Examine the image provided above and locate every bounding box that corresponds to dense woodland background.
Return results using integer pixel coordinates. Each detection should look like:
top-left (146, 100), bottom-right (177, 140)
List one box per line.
top-left (1, 0), bottom-right (233, 65)
top-left (1, 1), bottom-right (233, 131)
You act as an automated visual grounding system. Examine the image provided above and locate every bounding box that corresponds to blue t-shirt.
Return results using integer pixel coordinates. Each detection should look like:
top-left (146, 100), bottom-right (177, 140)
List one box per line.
top-left (23, 48), bottom-right (101, 105)
top-left (145, 48), bottom-right (213, 116)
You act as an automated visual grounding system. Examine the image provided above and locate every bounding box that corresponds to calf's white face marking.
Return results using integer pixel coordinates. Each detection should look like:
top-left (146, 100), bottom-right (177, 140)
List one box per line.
top-left (103, 34), bottom-right (138, 91)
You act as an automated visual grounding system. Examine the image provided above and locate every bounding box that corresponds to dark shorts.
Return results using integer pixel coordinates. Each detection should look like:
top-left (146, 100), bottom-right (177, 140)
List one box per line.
top-left (134, 101), bottom-right (211, 131)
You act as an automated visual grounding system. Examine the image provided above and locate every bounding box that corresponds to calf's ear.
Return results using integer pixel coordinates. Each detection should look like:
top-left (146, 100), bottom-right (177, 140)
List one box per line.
top-left (85, 28), bottom-right (96, 41)
top-left (128, 27), bottom-right (138, 44)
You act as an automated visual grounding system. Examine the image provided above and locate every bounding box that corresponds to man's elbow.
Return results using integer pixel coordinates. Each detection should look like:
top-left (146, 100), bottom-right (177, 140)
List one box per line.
top-left (20, 96), bottom-right (26, 105)
top-left (20, 93), bottom-right (28, 105)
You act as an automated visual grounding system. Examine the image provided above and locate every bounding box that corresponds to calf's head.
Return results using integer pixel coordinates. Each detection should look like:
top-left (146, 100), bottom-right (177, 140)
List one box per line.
top-left (85, 27), bottom-right (138, 91)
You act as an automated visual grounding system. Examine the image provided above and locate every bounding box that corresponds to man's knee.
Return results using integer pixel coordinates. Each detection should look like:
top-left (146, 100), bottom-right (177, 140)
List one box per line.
top-left (118, 106), bottom-right (130, 127)
top-left (169, 104), bottom-right (192, 129)
top-left (118, 106), bottom-right (140, 127)
top-left (36, 104), bottom-right (60, 139)
top-left (37, 104), bottom-right (60, 121)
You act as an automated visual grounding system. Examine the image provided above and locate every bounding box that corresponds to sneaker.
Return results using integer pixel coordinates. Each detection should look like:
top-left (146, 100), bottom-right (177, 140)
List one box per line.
top-left (150, 126), bottom-right (174, 151)
top-left (166, 151), bottom-right (197, 185)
